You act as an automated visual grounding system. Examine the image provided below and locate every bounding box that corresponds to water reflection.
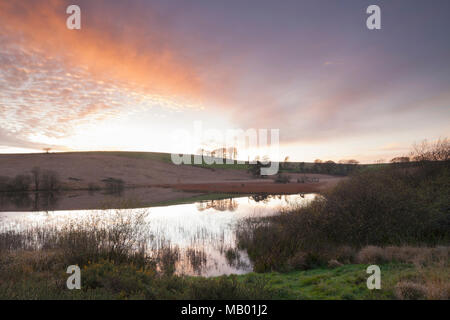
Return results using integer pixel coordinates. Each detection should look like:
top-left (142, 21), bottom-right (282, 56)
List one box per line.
top-left (0, 192), bottom-right (60, 211)
top-left (0, 193), bottom-right (316, 276)
top-left (196, 198), bottom-right (238, 212)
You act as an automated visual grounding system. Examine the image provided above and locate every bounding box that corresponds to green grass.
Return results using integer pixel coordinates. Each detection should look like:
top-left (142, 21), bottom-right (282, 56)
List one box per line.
top-left (68, 151), bottom-right (252, 170)
top-left (1, 261), bottom-right (439, 300)
top-left (86, 151), bottom-right (174, 163)
top-left (192, 162), bottom-right (250, 171)
top-left (235, 263), bottom-right (419, 300)
top-left (150, 193), bottom-right (250, 207)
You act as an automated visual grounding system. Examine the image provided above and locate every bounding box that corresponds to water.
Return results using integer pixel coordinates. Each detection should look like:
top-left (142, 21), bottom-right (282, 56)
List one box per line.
top-left (0, 194), bottom-right (316, 276)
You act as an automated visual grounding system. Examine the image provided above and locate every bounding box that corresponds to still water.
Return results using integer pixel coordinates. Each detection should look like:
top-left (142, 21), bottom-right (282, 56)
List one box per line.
top-left (0, 194), bottom-right (316, 276)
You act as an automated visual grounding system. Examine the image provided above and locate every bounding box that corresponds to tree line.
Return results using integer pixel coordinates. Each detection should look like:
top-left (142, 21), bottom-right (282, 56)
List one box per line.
top-left (0, 167), bottom-right (60, 192)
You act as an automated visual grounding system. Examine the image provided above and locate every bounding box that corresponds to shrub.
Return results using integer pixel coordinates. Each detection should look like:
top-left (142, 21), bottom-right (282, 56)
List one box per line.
top-left (356, 246), bottom-right (387, 264)
top-left (187, 275), bottom-right (273, 300)
top-left (236, 160), bottom-right (449, 272)
top-left (274, 174), bottom-right (290, 184)
top-left (395, 281), bottom-right (427, 300)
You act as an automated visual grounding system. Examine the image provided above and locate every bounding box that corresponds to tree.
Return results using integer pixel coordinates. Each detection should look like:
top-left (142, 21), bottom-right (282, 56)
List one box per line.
top-left (323, 160), bottom-right (337, 174)
top-left (197, 148), bottom-right (205, 156)
top-left (339, 159), bottom-right (359, 165)
top-left (281, 156), bottom-right (290, 170)
top-left (227, 147), bottom-right (238, 160)
top-left (248, 161), bottom-right (263, 177)
top-left (298, 162), bottom-right (306, 173)
top-left (43, 148), bottom-right (51, 154)
top-left (410, 138), bottom-right (449, 162)
top-left (262, 155), bottom-right (271, 163)
top-left (390, 157), bottom-right (410, 163)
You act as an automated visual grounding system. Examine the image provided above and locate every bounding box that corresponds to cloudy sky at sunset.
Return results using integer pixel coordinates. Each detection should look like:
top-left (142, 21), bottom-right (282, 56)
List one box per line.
top-left (1, 0), bottom-right (449, 162)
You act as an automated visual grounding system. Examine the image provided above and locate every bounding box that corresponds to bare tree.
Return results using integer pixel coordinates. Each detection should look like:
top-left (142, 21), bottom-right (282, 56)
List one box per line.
top-left (222, 147), bottom-right (227, 160)
top-left (410, 138), bottom-right (449, 162)
top-left (390, 157), bottom-right (410, 163)
top-left (339, 159), bottom-right (359, 165)
top-left (43, 148), bottom-right (51, 154)
top-left (227, 147), bottom-right (238, 160)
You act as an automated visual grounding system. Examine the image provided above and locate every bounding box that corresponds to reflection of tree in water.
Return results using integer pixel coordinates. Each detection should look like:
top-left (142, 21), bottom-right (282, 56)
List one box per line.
top-left (224, 247), bottom-right (250, 270)
top-left (0, 192), bottom-right (60, 211)
top-left (249, 194), bottom-right (273, 203)
top-left (196, 198), bottom-right (238, 212)
top-left (0, 193), bottom-right (33, 209)
top-left (250, 194), bottom-right (303, 204)
top-left (185, 248), bottom-right (207, 275)
top-left (35, 192), bottom-right (60, 211)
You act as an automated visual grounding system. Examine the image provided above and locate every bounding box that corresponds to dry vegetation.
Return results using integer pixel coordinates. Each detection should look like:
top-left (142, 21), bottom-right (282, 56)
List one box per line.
top-left (0, 140), bottom-right (448, 300)
top-left (235, 140), bottom-right (449, 299)
top-left (0, 207), bottom-right (275, 300)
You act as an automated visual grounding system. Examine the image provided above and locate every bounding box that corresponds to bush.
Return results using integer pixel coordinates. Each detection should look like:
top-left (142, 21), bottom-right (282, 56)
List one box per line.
top-left (236, 160), bottom-right (450, 272)
top-left (274, 174), bottom-right (290, 183)
top-left (187, 275), bottom-right (273, 300)
top-left (395, 281), bottom-right (428, 300)
top-left (356, 246), bottom-right (387, 264)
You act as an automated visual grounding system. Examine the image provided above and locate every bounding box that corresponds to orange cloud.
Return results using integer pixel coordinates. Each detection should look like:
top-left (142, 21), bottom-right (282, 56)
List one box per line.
top-left (0, 0), bottom-right (204, 104)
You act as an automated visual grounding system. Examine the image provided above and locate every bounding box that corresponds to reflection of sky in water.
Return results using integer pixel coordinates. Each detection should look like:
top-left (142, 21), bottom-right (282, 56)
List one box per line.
top-left (0, 194), bottom-right (316, 276)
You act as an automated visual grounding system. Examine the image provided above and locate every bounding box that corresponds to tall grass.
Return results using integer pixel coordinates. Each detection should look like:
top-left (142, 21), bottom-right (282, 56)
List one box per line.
top-left (0, 207), bottom-right (277, 299)
top-left (0, 209), bottom-right (153, 268)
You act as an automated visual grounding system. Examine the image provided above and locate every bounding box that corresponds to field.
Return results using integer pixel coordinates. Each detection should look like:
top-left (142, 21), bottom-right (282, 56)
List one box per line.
top-left (0, 142), bottom-right (448, 300)
top-left (0, 151), bottom-right (343, 210)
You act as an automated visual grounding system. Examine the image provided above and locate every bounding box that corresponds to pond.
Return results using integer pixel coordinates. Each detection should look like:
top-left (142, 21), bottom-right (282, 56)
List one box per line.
top-left (0, 193), bottom-right (317, 276)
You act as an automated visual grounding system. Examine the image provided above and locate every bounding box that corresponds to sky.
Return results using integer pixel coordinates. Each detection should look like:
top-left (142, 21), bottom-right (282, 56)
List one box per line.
top-left (0, 0), bottom-right (449, 162)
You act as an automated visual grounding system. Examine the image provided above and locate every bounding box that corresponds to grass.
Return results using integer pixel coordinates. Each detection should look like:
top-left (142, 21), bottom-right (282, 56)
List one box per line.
top-left (88, 151), bottom-right (251, 170)
top-left (1, 256), bottom-right (447, 299)
top-left (1, 143), bottom-right (448, 300)
top-left (0, 256), bottom-right (275, 300)
top-left (236, 161), bottom-right (449, 273)
top-left (0, 207), bottom-right (274, 300)
top-left (0, 203), bottom-right (448, 300)
top-left (235, 263), bottom-right (448, 300)
top-left (150, 193), bottom-right (251, 207)
top-left (61, 151), bottom-right (174, 163)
